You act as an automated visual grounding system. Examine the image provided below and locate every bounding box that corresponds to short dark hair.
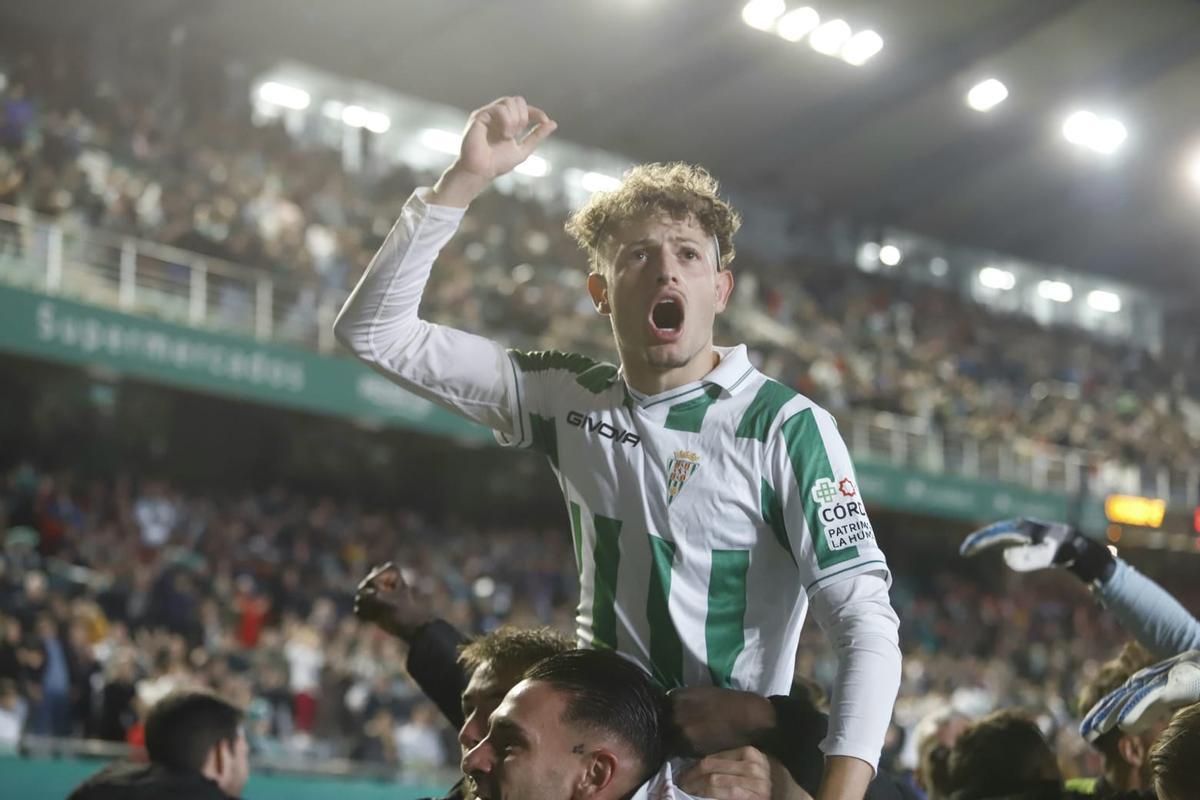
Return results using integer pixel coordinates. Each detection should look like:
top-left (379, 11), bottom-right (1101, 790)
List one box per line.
top-left (457, 626), bottom-right (573, 676)
top-left (523, 649), bottom-right (667, 783)
top-left (144, 690), bottom-right (243, 773)
top-left (946, 710), bottom-right (1060, 800)
top-left (1151, 702), bottom-right (1200, 800)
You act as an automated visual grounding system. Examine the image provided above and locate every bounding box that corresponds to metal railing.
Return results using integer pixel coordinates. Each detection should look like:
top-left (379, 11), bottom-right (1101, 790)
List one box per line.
top-left (0, 205), bottom-right (347, 353)
top-left (1, 204), bottom-right (1196, 507)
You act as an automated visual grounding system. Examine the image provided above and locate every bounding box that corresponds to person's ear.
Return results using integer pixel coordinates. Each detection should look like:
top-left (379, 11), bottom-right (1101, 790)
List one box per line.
top-left (714, 268), bottom-right (734, 314)
top-left (587, 272), bottom-right (610, 315)
top-left (573, 749), bottom-right (619, 799)
top-left (1118, 733), bottom-right (1146, 768)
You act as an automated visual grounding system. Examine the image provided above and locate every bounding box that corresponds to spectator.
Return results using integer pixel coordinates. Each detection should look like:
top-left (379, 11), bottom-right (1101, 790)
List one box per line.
top-left (68, 688), bottom-right (250, 800)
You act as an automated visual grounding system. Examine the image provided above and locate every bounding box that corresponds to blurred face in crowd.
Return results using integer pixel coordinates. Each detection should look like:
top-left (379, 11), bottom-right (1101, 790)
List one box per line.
top-left (588, 212), bottom-right (733, 393)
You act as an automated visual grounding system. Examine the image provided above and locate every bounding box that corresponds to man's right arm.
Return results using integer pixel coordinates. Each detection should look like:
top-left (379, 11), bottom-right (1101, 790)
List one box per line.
top-left (332, 97), bottom-right (556, 437)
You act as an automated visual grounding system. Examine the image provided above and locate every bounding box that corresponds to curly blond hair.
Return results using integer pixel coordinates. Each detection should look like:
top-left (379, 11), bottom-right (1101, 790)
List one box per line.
top-left (565, 162), bottom-right (741, 272)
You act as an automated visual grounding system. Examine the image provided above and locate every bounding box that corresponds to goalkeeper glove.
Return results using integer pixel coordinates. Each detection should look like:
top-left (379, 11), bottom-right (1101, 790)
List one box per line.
top-left (1080, 650), bottom-right (1200, 742)
top-left (959, 518), bottom-right (1115, 584)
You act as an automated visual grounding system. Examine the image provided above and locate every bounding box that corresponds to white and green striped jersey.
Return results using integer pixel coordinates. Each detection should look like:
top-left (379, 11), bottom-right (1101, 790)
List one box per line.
top-left (494, 344), bottom-right (889, 695)
top-left (334, 189), bottom-right (899, 764)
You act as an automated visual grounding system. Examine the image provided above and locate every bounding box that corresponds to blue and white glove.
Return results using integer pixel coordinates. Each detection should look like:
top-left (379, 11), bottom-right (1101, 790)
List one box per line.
top-left (960, 518), bottom-right (1115, 583)
top-left (1079, 650), bottom-right (1200, 742)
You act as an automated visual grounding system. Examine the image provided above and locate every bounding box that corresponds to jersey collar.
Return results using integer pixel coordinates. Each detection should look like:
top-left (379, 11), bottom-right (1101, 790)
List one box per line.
top-left (623, 344), bottom-right (756, 408)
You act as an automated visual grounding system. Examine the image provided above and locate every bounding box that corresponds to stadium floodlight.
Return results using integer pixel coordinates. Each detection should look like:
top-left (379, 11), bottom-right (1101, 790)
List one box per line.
top-left (1062, 110), bottom-right (1127, 155)
top-left (978, 266), bottom-right (1015, 290)
top-left (1186, 151), bottom-right (1200, 190)
top-left (257, 81), bottom-right (310, 111)
top-left (1087, 289), bottom-right (1122, 313)
top-left (879, 244), bottom-right (902, 266)
top-left (321, 100), bottom-right (345, 120)
top-left (742, 0), bottom-right (786, 31)
top-left (581, 171), bottom-right (622, 192)
top-left (514, 154), bottom-right (550, 177)
top-left (841, 30), bottom-right (883, 66)
top-left (966, 79), bottom-right (1008, 112)
top-left (809, 19), bottom-right (852, 55)
top-left (1038, 279), bottom-right (1073, 303)
top-left (341, 105), bottom-right (389, 133)
top-left (420, 128), bottom-right (463, 155)
top-left (929, 257), bottom-right (949, 276)
top-left (776, 7), bottom-right (820, 42)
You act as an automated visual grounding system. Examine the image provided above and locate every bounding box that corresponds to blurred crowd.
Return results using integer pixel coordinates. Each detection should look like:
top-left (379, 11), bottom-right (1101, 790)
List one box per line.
top-left (3, 461), bottom-right (1198, 786)
top-left (0, 63), bottom-right (1197, 484)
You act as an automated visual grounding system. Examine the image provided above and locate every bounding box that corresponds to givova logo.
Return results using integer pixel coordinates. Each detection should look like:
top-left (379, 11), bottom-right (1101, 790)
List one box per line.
top-left (566, 410), bottom-right (641, 447)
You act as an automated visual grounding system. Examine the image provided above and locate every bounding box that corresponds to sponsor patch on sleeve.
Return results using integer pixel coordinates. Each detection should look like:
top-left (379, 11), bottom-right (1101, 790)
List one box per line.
top-left (811, 477), bottom-right (876, 551)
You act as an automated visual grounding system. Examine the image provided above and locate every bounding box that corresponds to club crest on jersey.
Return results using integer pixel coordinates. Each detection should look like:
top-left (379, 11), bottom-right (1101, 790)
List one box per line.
top-left (666, 450), bottom-right (700, 504)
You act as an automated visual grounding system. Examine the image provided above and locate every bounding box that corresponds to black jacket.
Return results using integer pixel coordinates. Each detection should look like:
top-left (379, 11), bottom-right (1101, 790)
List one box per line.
top-left (67, 761), bottom-right (236, 800)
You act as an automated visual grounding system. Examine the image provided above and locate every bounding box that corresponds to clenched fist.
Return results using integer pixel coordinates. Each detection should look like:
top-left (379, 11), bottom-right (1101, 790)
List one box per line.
top-left (431, 96), bottom-right (557, 207)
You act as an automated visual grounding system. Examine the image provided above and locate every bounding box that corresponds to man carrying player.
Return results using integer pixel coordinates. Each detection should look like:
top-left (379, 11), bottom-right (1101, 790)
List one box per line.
top-left (334, 95), bottom-right (900, 800)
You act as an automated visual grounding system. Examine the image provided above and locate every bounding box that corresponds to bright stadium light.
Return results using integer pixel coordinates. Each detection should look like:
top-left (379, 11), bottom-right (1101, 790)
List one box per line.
top-left (966, 79), bottom-right (1008, 112)
top-left (322, 100), bottom-right (345, 120)
top-left (1063, 110), bottom-right (1127, 155)
top-left (514, 154), bottom-right (550, 177)
top-left (581, 171), bottom-right (622, 192)
top-left (776, 7), bottom-right (820, 42)
top-left (257, 81), bottom-right (310, 111)
top-left (420, 128), bottom-right (463, 155)
top-left (978, 266), bottom-right (1015, 290)
top-left (879, 244), bottom-right (902, 266)
top-left (1087, 289), bottom-right (1122, 313)
top-left (929, 257), bottom-right (949, 277)
top-left (1038, 279), bottom-right (1074, 303)
top-left (1094, 118), bottom-right (1127, 154)
top-left (809, 19), bottom-right (852, 55)
top-left (742, 0), bottom-right (786, 31)
top-left (841, 30), bottom-right (883, 65)
top-left (341, 105), bottom-right (389, 133)
top-left (1186, 150), bottom-right (1200, 190)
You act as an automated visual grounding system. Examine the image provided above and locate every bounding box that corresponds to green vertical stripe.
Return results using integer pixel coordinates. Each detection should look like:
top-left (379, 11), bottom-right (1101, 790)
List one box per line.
top-left (760, 479), bottom-right (797, 567)
top-left (529, 413), bottom-right (558, 469)
top-left (591, 513), bottom-right (623, 650)
top-left (735, 380), bottom-right (796, 442)
top-left (664, 385), bottom-right (722, 433)
top-left (780, 409), bottom-right (858, 569)
top-left (706, 549), bottom-right (750, 688)
top-left (646, 535), bottom-right (683, 689)
top-left (569, 502), bottom-right (584, 573)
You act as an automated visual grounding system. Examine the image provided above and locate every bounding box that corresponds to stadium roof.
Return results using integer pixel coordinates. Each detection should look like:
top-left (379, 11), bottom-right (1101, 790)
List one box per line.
top-left (13, 0), bottom-right (1200, 298)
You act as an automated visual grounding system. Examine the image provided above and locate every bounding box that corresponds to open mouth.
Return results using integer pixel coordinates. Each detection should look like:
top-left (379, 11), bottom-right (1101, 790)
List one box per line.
top-left (650, 297), bottom-right (684, 333)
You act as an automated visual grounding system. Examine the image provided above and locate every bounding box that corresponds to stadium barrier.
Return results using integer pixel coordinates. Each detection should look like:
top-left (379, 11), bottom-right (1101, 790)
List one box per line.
top-left (1, 736), bottom-right (456, 799)
top-left (1, 204), bottom-right (1195, 513)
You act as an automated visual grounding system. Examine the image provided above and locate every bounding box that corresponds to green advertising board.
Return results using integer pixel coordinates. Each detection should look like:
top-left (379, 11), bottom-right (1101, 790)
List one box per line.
top-left (0, 283), bottom-right (492, 444)
top-left (0, 753), bottom-right (445, 800)
top-left (0, 283), bottom-right (1103, 525)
